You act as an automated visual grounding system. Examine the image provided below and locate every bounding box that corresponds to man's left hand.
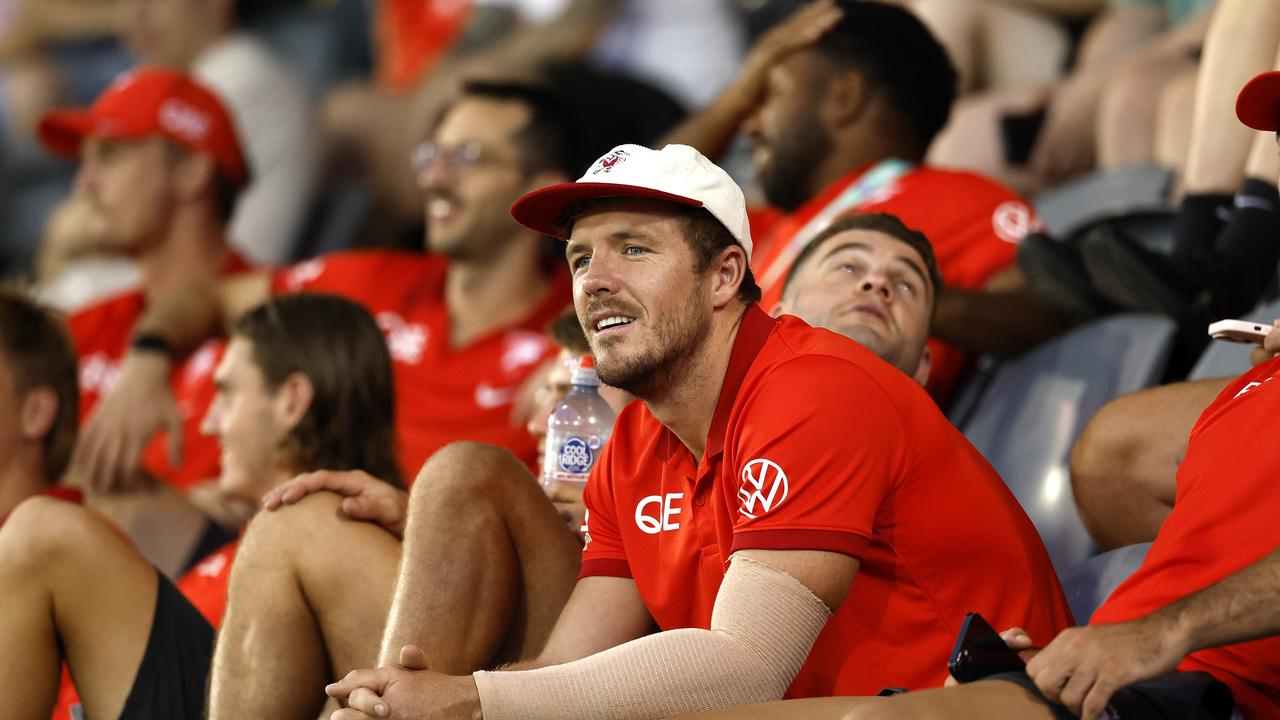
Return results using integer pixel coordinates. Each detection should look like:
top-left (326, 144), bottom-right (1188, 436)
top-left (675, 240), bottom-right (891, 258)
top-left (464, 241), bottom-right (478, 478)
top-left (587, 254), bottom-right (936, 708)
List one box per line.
top-left (327, 645), bottom-right (482, 720)
top-left (1026, 617), bottom-right (1189, 720)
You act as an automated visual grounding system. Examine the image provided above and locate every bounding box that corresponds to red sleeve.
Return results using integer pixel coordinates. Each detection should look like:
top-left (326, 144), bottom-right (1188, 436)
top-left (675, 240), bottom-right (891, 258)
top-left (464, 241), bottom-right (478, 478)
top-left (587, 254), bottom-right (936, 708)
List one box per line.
top-left (578, 428), bottom-right (632, 580)
top-left (727, 355), bottom-right (908, 558)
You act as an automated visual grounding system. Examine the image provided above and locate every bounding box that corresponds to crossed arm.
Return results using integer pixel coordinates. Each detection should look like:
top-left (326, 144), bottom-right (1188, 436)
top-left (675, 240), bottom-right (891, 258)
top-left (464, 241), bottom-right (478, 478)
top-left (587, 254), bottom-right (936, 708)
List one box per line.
top-left (326, 548), bottom-right (858, 720)
top-left (70, 271), bottom-right (270, 492)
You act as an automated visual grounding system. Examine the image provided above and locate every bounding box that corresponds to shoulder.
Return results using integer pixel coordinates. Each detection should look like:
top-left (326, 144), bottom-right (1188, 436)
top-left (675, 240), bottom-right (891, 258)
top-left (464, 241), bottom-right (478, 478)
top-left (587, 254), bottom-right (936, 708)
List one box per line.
top-left (746, 320), bottom-right (918, 420)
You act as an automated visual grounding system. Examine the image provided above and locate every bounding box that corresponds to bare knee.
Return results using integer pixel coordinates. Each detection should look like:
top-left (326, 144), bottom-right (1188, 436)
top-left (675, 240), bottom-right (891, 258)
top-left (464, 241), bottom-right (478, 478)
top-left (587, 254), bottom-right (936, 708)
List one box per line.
top-left (412, 442), bottom-right (537, 500)
top-left (1069, 401), bottom-right (1136, 497)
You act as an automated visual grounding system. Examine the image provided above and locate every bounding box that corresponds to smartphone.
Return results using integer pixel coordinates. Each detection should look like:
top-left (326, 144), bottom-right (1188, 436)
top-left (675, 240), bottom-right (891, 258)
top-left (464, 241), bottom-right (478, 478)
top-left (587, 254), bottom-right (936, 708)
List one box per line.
top-left (1207, 319), bottom-right (1272, 344)
top-left (948, 612), bottom-right (1025, 684)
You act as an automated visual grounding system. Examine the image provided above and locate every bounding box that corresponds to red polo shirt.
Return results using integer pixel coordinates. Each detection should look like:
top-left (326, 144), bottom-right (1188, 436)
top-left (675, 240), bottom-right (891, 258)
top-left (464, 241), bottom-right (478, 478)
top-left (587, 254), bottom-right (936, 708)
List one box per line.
top-left (1091, 358), bottom-right (1280, 718)
top-left (750, 163), bottom-right (1038, 402)
top-left (580, 305), bottom-right (1072, 696)
top-left (67, 254), bottom-right (250, 491)
top-left (272, 249), bottom-right (570, 478)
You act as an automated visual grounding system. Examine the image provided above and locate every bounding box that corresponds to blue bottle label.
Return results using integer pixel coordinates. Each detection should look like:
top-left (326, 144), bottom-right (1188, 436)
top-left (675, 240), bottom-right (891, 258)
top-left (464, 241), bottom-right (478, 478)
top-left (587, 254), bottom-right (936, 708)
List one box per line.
top-left (557, 436), bottom-right (594, 474)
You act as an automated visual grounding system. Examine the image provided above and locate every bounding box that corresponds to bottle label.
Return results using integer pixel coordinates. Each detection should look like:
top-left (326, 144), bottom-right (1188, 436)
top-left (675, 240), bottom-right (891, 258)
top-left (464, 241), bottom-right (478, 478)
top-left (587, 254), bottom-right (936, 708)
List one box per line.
top-left (557, 436), bottom-right (594, 475)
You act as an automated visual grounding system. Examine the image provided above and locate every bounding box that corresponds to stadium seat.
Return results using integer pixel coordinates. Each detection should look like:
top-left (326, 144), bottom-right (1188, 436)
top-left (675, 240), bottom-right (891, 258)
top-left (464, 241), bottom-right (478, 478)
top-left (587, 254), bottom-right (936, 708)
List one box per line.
top-left (962, 314), bottom-right (1177, 571)
top-left (1059, 542), bottom-right (1151, 625)
top-left (1033, 164), bottom-right (1174, 238)
top-left (1189, 298), bottom-right (1280, 380)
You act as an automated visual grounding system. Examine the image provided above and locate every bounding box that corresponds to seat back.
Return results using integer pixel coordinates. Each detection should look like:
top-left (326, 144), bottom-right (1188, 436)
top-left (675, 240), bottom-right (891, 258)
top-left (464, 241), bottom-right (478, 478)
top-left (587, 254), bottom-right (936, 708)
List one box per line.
top-left (1059, 542), bottom-right (1152, 625)
top-left (963, 314), bottom-right (1177, 570)
top-left (1034, 164), bottom-right (1173, 238)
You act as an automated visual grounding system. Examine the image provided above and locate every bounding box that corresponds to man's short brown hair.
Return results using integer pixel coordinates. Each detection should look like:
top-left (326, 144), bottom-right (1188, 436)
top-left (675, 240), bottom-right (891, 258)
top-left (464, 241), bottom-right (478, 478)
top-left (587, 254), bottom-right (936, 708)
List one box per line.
top-left (782, 213), bottom-right (944, 308)
top-left (231, 293), bottom-right (404, 488)
top-left (0, 292), bottom-right (79, 483)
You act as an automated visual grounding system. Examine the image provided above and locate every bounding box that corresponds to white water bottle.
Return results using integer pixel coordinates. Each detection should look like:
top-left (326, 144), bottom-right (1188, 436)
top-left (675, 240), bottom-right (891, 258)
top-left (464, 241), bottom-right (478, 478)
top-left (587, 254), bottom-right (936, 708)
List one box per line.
top-left (540, 356), bottom-right (616, 497)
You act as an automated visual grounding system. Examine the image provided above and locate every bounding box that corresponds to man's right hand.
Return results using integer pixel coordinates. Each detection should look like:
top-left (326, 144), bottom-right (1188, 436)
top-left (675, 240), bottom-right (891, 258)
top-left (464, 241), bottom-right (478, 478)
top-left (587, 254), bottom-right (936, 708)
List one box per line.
top-left (71, 351), bottom-right (181, 494)
top-left (263, 469), bottom-right (410, 540)
top-left (731, 0), bottom-right (844, 109)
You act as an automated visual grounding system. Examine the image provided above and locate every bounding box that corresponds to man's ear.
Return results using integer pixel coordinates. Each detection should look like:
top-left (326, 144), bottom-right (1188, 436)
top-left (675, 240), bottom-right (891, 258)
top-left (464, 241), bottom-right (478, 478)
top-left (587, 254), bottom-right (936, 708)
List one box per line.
top-left (19, 386), bottom-right (58, 442)
top-left (820, 68), bottom-right (870, 128)
top-left (710, 245), bottom-right (749, 309)
top-left (911, 344), bottom-right (933, 387)
top-left (274, 372), bottom-right (314, 434)
top-left (174, 153), bottom-right (218, 204)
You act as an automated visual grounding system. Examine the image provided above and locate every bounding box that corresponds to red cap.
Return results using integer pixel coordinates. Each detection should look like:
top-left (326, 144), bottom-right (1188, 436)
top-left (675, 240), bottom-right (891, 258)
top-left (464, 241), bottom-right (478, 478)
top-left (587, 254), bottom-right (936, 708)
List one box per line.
top-left (37, 67), bottom-right (249, 186)
top-left (1236, 70), bottom-right (1280, 132)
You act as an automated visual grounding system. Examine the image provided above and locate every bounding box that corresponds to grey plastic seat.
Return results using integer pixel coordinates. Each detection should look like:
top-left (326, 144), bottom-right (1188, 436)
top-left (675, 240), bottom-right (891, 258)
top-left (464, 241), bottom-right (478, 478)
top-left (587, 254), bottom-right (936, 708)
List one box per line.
top-left (1189, 298), bottom-right (1280, 380)
top-left (1034, 164), bottom-right (1174, 238)
top-left (963, 314), bottom-right (1177, 571)
top-left (1059, 542), bottom-right (1152, 625)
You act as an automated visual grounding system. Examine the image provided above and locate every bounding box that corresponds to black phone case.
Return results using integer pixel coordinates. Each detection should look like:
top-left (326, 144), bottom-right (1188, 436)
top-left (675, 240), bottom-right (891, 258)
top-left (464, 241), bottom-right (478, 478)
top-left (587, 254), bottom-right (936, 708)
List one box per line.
top-left (948, 612), bottom-right (1026, 684)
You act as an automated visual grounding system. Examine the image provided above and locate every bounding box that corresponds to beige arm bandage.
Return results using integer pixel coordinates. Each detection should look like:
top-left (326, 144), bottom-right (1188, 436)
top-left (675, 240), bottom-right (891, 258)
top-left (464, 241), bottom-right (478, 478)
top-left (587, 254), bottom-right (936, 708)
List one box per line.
top-left (473, 555), bottom-right (833, 720)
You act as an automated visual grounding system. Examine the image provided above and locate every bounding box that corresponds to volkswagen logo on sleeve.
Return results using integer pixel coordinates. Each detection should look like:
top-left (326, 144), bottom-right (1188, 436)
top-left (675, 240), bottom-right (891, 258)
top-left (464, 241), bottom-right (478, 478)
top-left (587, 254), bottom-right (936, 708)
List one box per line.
top-left (737, 458), bottom-right (789, 519)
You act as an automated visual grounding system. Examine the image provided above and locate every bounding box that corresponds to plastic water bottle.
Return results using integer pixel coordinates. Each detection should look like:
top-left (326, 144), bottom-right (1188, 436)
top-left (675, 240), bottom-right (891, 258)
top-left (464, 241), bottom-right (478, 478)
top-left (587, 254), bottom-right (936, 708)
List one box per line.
top-left (540, 357), bottom-right (616, 497)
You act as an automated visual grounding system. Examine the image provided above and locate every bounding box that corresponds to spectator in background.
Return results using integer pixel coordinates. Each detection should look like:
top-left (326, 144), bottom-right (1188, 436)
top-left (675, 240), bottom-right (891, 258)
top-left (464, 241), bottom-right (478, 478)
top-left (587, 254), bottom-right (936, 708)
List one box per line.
top-left (34, 0), bottom-right (315, 311)
top-left (1079, 0), bottom-right (1280, 325)
top-left (905, 0), bottom-right (1102, 98)
top-left (665, 0), bottom-right (1061, 402)
top-left (929, 0), bottom-right (1214, 193)
top-left (32, 69), bottom-right (257, 573)
top-left (0, 293), bottom-right (403, 720)
top-left (0, 291), bottom-right (81, 524)
top-left (77, 81), bottom-right (578, 496)
top-left (323, 0), bottom-right (741, 244)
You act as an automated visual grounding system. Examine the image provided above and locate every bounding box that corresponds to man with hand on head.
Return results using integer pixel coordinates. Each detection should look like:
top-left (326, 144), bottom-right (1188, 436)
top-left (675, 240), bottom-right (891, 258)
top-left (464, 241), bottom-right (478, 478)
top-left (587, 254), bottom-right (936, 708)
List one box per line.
top-left (665, 0), bottom-right (1064, 401)
top-left (325, 144), bottom-right (1071, 720)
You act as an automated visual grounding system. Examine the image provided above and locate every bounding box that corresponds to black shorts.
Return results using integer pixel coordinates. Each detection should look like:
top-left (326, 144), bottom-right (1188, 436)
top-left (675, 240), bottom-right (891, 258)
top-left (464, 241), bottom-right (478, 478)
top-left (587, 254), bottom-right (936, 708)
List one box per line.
top-left (986, 669), bottom-right (1235, 720)
top-left (118, 570), bottom-right (215, 720)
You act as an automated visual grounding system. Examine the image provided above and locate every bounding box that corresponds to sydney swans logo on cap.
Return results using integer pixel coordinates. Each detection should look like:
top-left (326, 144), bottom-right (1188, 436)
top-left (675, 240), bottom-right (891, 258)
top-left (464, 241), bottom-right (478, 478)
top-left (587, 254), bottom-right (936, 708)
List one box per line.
top-left (591, 149), bottom-right (630, 175)
top-left (158, 99), bottom-right (211, 143)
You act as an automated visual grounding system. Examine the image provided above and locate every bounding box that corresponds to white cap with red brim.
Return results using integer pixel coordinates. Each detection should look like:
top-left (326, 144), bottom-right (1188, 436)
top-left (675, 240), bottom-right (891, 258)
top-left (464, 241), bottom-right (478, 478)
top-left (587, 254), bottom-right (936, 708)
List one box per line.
top-left (510, 143), bottom-right (753, 260)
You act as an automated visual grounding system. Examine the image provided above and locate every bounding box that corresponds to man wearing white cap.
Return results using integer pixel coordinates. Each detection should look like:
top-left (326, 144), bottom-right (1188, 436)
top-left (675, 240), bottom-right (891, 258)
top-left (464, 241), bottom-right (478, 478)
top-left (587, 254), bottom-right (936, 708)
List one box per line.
top-left (327, 143), bottom-right (1071, 720)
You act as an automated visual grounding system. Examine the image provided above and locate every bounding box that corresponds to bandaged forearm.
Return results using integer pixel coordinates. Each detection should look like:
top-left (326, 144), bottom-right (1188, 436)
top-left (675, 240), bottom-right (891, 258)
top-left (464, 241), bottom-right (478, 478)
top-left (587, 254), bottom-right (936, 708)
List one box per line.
top-left (473, 556), bottom-right (832, 720)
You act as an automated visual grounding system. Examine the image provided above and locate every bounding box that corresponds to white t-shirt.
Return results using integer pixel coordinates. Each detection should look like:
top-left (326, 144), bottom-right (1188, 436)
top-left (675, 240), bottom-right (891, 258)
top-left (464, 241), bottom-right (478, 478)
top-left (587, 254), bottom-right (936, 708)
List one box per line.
top-left (194, 32), bottom-right (317, 264)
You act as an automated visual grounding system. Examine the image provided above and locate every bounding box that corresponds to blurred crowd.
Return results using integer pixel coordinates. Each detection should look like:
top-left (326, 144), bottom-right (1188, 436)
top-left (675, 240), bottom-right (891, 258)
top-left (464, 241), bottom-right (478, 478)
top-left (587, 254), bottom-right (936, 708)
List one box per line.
top-left (1, 1), bottom-right (1280, 719)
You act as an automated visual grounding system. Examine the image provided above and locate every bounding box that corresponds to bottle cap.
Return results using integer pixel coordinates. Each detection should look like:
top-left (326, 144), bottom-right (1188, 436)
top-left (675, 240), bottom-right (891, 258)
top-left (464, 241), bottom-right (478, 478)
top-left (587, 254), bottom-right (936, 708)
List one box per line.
top-left (571, 356), bottom-right (600, 387)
